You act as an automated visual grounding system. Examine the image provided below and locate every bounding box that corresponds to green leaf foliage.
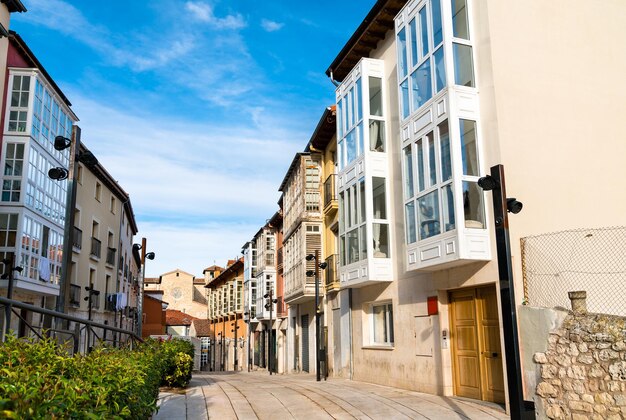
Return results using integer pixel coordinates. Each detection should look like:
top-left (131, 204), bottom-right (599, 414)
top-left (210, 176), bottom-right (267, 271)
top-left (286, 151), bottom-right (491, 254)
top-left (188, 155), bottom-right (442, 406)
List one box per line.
top-left (0, 335), bottom-right (195, 419)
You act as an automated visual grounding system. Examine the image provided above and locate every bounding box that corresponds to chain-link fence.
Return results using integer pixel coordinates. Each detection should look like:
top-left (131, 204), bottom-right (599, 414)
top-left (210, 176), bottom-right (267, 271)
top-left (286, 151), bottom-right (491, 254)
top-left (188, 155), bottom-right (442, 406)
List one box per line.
top-left (521, 226), bottom-right (626, 316)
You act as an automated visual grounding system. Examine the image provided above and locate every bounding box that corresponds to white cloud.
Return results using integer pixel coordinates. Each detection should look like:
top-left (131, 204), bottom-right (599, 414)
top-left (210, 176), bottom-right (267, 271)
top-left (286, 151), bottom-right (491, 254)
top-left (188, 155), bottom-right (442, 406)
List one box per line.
top-left (260, 19), bottom-right (284, 32)
top-left (185, 1), bottom-right (246, 29)
top-left (17, 0), bottom-right (196, 72)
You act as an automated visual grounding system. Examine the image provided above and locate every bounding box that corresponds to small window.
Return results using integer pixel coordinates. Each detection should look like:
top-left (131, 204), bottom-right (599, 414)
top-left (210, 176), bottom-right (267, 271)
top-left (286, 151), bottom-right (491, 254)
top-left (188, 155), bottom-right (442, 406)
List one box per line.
top-left (371, 302), bottom-right (394, 346)
top-left (95, 182), bottom-right (102, 201)
top-left (110, 196), bottom-right (116, 214)
top-left (76, 165), bottom-right (83, 184)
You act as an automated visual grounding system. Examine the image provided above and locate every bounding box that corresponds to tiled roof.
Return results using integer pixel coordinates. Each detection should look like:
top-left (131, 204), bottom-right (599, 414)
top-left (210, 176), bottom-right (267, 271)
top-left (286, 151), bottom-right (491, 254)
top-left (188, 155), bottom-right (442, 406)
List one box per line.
top-left (165, 309), bottom-right (198, 326)
top-left (192, 319), bottom-right (211, 337)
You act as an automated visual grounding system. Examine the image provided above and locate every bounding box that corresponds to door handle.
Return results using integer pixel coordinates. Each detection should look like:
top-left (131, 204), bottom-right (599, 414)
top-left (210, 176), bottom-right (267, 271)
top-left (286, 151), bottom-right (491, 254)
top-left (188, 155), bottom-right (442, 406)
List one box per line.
top-left (482, 352), bottom-right (499, 358)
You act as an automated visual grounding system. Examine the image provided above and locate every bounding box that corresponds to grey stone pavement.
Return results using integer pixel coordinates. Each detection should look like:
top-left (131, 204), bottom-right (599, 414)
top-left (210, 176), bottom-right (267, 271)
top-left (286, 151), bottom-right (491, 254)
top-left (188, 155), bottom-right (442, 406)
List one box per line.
top-left (154, 370), bottom-right (510, 419)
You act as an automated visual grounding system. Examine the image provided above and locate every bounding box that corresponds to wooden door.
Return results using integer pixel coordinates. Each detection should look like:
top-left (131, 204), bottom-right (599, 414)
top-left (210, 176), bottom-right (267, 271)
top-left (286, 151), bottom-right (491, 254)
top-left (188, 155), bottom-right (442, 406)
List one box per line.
top-left (477, 287), bottom-right (505, 403)
top-left (450, 289), bottom-right (481, 399)
top-left (450, 286), bottom-right (505, 403)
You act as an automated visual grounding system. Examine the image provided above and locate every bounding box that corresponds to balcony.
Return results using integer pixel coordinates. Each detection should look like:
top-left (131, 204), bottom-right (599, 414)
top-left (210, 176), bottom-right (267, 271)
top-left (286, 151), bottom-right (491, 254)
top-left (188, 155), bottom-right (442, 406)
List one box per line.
top-left (324, 254), bottom-right (340, 292)
top-left (72, 227), bottom-right (82, 250)
top-left (106, 247), bottom-right (116, 266)
top-left (70, 284), bottom-right (81, 307)
top-left (323, 174), bottom-right (338, 215)
top-left (277, 248), bottom-right (283, 274)
top-left (90, 237), bottom-right (101, 259)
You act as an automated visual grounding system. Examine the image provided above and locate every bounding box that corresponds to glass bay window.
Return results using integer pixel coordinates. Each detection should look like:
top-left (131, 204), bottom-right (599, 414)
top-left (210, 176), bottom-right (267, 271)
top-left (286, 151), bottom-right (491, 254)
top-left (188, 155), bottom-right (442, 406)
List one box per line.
top-left (396, 0), bottom-right (490, 270)
top-left (336, 59), bottom-right (393, 287)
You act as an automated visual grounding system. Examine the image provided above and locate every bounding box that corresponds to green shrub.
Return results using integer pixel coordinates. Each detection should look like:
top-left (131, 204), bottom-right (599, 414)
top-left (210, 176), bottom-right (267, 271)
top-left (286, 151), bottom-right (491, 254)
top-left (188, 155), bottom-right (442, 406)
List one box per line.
top-left (0, 336), bottom-right (197, 418)
top-left (153, 338), bottom-right (195, 388)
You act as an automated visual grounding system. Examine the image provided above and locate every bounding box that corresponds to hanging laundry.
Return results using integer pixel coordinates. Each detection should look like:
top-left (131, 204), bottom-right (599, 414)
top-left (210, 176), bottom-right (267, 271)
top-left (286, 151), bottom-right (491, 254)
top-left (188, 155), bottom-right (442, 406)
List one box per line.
top-left (38, 257), bottom-right (51, 282)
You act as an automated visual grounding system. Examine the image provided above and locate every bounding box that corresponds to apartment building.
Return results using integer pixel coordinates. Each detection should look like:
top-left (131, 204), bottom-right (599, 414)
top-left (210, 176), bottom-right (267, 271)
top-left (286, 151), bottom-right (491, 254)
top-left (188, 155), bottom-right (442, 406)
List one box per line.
top-left (0, 31), bottom-right (78, 332)
top-left (322, 0), bottom-right (626, 411)
top-left (279, 152), bottom-right (322, 373)
top-left (304, 106), bottom-right (344, 377)
top-left (69, 143), bottom-right (139, 334)
top-left (206, 258), bottom-right (245, 371)
top-left (246, 213), bottom-right (286, 373)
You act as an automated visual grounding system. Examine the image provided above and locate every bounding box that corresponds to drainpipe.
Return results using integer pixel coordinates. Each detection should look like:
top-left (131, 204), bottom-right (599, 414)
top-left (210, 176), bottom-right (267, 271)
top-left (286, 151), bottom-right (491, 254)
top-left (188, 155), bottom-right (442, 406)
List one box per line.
top-left (328, 70), bottom-right (340, 87)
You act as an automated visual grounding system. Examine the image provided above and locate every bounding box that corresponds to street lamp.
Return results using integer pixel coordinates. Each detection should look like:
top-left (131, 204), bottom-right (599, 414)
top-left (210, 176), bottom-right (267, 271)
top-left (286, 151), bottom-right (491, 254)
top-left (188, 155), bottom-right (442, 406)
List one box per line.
top-left (231, 321), bottom-right (240, 371)
top-left (306, 250), bottom-right (327, 382)
top-left (133, 238), bottom-right (155, 338)
top-left (47, 127), bottom-right (99, 315)
top-left (264, 288), bottom-right (277, 375)
top-left (478, 164), bottom-right (530, 419)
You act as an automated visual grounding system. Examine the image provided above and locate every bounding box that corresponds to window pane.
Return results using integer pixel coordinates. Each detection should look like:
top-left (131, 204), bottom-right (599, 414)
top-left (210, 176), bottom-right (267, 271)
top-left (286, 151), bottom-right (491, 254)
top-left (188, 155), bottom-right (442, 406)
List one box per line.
top-left (427, 132), bottom-right (437, 186)
top-left (372, 224), bottom-right (389, 258)
top-left (350, 184), bottom-right (357, 227)
top-left (346, 129), bottom-right (356, 164)
top-left (359, 225), bottom-right (367, 261)
top-left (372, 177), bottom-right (386, 220)
top-left (463, 181), bottom-right (485, 229)
top-left (404, 146), bottom-right (414, 199)
top-left (411, 59), bottom-right (432, 110)
top-left (357, 122), bottom-right (364, 157)
top-left (409, 18), bottom-right (418, 67)
top-left (359, 180), bottom-right (366, 224)
top-left (418, 190), bottom-right (441, 240)
top-left (439, 121), bottom-right (451, 181)
top-left (434, 47), bottom-right (446, 92)
top-left (340, 236), bottom-right (345, 266)
top-left (355, 78), bottom-right (362, 122)
top-left (400, 79), bottom-right (409, 119)
top-left (348, 87), bottom-right (354, 128)
top-left (419, 6), bottom-right (429, 57)
top-left (443, 184), bottom-right (456, 231)
top-left (369, 77), bottom-right (383, 116)
top-left (346, 188), bottom-right (352, 229)
top-left (453, 43), bottom-right (475, 87)
top-left (452, 0), bottom-right (469, 39)
top-left (416, 138), bottom-right (425, 192)
top-left (431, 0), bottom-right (443, 46)
top-left (337, 139), bottom-right (344, 170)
top-left (369, 120), bottom-right (385, 152)
top-left (337, 99), bottom-right (343, 139)
top-left (397, 28), bottom-right (408, 78)
top-left (459, 119), bottom-right (479, 176)
top-left (406, 201), bottom-right (417, 244)
top-left (347, 230), bottom-right (359, 264)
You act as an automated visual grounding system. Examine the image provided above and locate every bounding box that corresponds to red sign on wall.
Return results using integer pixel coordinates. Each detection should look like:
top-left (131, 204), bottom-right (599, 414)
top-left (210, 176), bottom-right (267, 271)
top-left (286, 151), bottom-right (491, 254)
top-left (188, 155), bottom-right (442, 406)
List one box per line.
top-left (427, 296), bottom-right (438, 315)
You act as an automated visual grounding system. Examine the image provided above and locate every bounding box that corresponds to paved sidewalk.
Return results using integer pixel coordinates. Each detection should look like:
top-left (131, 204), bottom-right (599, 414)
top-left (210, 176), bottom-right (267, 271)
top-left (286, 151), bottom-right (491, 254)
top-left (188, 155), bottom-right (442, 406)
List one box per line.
top-left (154, 371), bottom-right (509, 419)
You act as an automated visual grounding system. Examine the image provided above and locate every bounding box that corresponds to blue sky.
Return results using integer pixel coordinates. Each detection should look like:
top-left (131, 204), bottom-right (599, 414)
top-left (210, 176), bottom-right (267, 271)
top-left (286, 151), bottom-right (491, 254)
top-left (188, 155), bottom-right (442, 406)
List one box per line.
top-left (12, 0), bottom-right (372, 276)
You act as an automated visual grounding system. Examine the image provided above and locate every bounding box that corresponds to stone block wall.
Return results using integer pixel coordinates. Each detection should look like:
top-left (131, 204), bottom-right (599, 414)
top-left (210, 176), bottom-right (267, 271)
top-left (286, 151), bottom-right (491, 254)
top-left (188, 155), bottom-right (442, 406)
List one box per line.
top-left (534, 311), bottom-right (626, 419)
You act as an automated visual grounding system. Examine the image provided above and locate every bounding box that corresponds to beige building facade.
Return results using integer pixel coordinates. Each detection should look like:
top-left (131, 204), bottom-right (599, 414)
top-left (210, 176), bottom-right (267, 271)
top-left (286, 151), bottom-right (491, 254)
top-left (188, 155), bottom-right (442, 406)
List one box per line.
top-left (69, 147), bottom-right (139, 333)
top-left (323, 0), bottom-right (626, 413)
top-left (144, 268), bottom-right (207, 319)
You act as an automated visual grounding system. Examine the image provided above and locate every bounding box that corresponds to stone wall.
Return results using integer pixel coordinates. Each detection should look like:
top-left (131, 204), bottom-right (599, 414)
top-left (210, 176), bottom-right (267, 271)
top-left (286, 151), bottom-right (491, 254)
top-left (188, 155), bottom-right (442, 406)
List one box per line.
top-left (534, 293), bottom-right (626, 419)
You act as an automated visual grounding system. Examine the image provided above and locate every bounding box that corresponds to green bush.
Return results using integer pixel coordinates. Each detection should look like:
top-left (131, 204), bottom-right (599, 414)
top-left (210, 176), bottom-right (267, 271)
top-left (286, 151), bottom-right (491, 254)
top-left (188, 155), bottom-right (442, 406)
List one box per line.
top-left (0, 335), bottom-right (194, 419)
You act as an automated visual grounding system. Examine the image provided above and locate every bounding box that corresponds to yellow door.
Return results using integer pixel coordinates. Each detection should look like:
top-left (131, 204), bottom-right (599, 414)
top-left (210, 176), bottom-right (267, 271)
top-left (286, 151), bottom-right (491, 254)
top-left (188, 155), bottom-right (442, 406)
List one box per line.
top-left (450, 286), bottom-right (505, 404)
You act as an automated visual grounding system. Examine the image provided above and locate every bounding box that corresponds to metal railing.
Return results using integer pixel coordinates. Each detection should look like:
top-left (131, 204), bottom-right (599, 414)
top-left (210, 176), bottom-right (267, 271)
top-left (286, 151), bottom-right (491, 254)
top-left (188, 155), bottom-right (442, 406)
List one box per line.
top-left (0, 296), bottom-right (142, 355)
top-left (90, 237), bottom-right (101, 258)
top-left (106, 247), bottom-right (116, 265)
top-left (69, 284), bottom-right (81, 307)
top-left (72, 226), bottom-right (82, 249)
top-left (324, 174), bottom-right (337, 209)
top-left (325, 254), bottom-right (339, 290)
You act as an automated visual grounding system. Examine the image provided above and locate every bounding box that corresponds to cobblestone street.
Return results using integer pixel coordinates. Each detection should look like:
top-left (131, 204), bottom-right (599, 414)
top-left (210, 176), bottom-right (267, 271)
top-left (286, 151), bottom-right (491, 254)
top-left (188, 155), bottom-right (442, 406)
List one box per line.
top-left (154, 371), bottom-right (509, 420)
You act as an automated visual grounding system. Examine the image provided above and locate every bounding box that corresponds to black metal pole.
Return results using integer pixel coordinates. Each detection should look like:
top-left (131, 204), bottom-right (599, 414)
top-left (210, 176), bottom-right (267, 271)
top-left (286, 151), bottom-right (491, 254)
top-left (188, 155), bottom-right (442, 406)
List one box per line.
top-left (233, 320), bottom-right (238, 371)
top-left (57, 126), bottom-right (80, 315)
top-left (2, 254), bottom-right (15, 340)
top-left (315, 250), bottom-right (321, 382)
top-left (268, 288), bottom-right (273, 375)
top-left (488, 164), bottom-right (527, 419)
